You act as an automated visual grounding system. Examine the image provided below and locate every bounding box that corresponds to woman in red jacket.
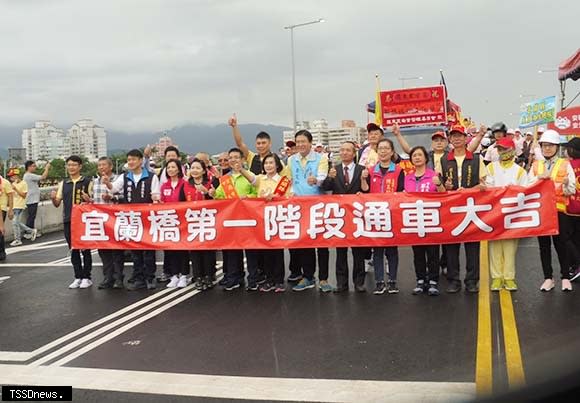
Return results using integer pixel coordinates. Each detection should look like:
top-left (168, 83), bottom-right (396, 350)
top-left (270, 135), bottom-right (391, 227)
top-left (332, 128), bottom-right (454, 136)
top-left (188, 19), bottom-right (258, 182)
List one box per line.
top-left (181, 158), bottom-right (217, 291)
top-left (362, 138), bottom-right (405, 295)
top-left (159, 159), bottom-right (188, 288)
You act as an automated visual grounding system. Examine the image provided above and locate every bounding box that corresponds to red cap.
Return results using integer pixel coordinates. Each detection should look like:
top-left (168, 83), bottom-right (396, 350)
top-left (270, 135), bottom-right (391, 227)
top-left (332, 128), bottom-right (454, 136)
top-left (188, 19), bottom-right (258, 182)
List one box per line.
top-left (431, 131), bottom-right (447, 140)
top-left (366, 123), bottom-right (383, 133)
top-left (496, 138), bottom-right (515, 149)
top-left (449, 124), bottom-right (466, 135)
top-left (285, 140), bottom-right (296, 147)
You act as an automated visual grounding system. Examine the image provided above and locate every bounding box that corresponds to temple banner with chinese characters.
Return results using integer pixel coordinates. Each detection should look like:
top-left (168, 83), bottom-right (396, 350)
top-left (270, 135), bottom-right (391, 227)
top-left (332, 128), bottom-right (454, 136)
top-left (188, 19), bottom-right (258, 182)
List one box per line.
top-left (72, 180), bottom-right (558, 250)
top-left (379, 85), bottom-right (447, 127)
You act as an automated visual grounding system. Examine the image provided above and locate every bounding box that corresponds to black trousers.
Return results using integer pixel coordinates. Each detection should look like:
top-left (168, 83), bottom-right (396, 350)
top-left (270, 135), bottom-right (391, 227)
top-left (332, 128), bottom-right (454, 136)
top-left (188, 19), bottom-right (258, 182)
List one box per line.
top-left (223, 250), bottom-right (244, 285)
top-left (25, 203), bottom-right (38, 229)
top-left (131, 250), bottom-right (156, 283)
top-left (164, 250), bottom-right (188, 276)
top-left (0, 211), bottom-right (6, 257)
top-left (564, 215), bottom-right (580, 268)
top-left (98, 249), bottom-right (124, 283)
top-left (538, 212), bottom-right (571, 279)
top-left (289, 249), bottom-right (301, 277)
top-left (190, 250), bottom-right (216, 278)
top-left (317, 248), bottom-right (329, 281)
top-left (64, 221), bottom-right (93, 279)
top-left (296, 248), bottom-right (316, 281)
top-left (335, 247), bottom-right (366, 289)
top-left (263, 249), bottom-right (285, 285)
top-left (412, 245), bottom-right (439, 283)
top-left (446, 242), bottom-right (480, 285)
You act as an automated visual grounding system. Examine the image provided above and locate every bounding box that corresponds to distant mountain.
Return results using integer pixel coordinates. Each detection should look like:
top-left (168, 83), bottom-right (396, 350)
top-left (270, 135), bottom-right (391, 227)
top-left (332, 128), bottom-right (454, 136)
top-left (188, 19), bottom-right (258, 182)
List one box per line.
top-left (0, 123), bottom-right (290, 158)
top-left (107, 123), bottom-right (290, 155)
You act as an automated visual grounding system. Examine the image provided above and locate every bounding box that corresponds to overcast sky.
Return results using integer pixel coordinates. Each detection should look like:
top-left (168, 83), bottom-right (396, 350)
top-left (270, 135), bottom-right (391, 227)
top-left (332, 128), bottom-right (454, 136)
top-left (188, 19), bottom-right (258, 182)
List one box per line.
top-left (0, 0), bottom-right (578, 132)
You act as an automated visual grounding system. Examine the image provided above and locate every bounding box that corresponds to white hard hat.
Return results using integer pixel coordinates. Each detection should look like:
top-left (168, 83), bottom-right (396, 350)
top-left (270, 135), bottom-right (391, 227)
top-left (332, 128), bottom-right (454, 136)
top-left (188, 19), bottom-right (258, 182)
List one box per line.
top-left (538, 129), bottom-right (561, 145)
top-left (537, 126), bottom-right (546, 133)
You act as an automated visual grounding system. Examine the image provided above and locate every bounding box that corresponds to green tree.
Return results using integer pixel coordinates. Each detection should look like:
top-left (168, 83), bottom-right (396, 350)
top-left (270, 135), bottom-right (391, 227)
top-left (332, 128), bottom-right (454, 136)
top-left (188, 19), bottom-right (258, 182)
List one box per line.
top-left (47, 159), bottom-right (65, 181)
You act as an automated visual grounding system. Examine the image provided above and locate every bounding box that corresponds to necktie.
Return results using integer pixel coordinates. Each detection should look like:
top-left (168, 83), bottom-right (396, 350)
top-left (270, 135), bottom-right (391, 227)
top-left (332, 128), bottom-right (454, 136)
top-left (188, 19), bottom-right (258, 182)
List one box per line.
top-left (344, 166), bottom-right (350, 186)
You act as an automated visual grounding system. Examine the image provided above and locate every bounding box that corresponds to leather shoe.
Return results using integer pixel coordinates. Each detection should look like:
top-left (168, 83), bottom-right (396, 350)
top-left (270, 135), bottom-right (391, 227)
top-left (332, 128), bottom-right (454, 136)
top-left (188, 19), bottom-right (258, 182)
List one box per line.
top-left (466, 283), bottom-right (479, 293)
top-left (446, 282), bottom-right (462, 293)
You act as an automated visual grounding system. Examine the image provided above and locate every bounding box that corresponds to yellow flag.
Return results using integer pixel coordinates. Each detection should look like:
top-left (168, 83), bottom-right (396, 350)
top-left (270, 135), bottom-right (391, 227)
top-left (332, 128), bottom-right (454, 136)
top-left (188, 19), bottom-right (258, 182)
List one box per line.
top-left (375, 75), bottom-right (382, 126)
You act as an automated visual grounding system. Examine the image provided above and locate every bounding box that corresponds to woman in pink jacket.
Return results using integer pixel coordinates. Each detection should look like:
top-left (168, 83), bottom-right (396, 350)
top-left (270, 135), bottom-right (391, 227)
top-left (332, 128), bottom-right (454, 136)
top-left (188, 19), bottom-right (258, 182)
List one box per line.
top-left (404, 146), bottom-right (446, 296)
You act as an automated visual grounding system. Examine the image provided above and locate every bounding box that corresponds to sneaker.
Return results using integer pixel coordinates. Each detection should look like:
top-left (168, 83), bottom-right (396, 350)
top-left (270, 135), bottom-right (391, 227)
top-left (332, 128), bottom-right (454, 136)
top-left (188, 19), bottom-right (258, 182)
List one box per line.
top-left (570, 267), bottom-right (580, 282)
top-left (504, 279), bottom-right (518, 291)
top-left (491, 278), bottom-right (504, 291)
top-left (319, 280), bottom-right (333, 293)
top-left (287, 273), bottom-right (303, 282)
top-left (412, 280), bottom-right (426, 295)
top-left (292, 278), bottom-right (315, 291)
top-left (157, 272), bottom-right (169, 283)
top-left (113, 279), bottom-right (124, 289)
top-left (79, 279), bottom-right (93, 289)
top-left (387, 281), bottom-right (399, 294)
top-left (23, 233), bottom-right (32, 240)
top-left (540, 279), bottom-right (555, 292)
top-left (562, 279), bottom-right (573, 292)
top-left (259, 283), bottom-right (275, 292)
top-left (203, 276), bottom-right (214, 289)
top-left (167, 275), bottom-right (179, 288)
top-left (274, 284), bottom-right (286, 293)
top-left (177, 275), bottom-right (188, 288)
top-left (30, 228), bottom-right (38, 241)
top-left (257, 275), bottom-right (267, 285)
top-left (373, 282), bottom-right (386, 295)
top-left (147, 279), bottom-right (157, 290)
top-left (224, 282), bottom-right (240, 291)
top-left (218, 277), bottom-right (228, 286)
top-left (428, 281), bottom-right (440, 296)
top-left (193, 277), bottom-right (203, 290)
top-left (446, 282), bottom-right (462, 293)
top-left (69, 279), bottom-right (82, 289)
top-left (246, 283), bottom-right (259, 292)
top-left (10, 239), bottom-right (23, 247)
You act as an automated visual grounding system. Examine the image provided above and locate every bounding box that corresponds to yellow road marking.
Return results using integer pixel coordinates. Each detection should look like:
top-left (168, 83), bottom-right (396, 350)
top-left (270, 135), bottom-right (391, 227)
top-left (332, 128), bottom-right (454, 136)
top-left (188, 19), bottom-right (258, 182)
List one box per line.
top-left (476, 241), bottom-right (493, 396)
top-left (499, 289), bottom-right (526, 388)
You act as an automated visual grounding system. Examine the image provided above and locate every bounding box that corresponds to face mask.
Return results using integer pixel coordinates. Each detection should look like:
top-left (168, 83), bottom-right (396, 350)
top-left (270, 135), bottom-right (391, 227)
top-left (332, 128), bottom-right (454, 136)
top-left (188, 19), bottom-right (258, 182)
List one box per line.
top-left (499, 150), bottom-right (515, 162)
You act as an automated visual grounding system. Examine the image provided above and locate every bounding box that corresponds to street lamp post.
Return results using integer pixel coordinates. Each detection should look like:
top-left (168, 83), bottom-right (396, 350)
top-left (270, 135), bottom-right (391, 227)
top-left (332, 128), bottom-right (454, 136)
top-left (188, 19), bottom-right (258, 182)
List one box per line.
top-left (284, 18), bottom-right (325, 131)
top-left (398, 76), bottom-right (423, 88)
top-left (538, 69), bottom-right (565, 110)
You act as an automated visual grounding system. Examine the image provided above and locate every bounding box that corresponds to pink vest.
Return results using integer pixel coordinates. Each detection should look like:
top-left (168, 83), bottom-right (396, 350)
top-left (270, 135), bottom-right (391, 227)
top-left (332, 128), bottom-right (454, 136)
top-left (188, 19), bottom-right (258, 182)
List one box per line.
top-left (404, 168), bottom-right (438, 193)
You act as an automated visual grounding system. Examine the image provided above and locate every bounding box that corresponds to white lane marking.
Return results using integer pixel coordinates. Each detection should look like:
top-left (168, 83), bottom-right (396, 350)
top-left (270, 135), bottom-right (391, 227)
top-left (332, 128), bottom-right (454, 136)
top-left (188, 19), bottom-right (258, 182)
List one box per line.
top-left (0, 364), bottom-right (475, 402)
top-left (27, 287), bottom-right (196, 367)
top-left (6, 239), bottom-right (66, 255)
top-left (0, 263), bottom-right (223, 362)
top-left (0, 276), bottom-right (10, 281)
top-left (30, 271), bottom-right (223, 368)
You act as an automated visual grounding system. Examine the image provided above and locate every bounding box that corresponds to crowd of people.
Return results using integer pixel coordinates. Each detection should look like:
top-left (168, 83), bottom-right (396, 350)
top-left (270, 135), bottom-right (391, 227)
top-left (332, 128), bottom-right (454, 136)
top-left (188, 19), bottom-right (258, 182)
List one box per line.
top-left (1, 116), bottom-right (578, 296)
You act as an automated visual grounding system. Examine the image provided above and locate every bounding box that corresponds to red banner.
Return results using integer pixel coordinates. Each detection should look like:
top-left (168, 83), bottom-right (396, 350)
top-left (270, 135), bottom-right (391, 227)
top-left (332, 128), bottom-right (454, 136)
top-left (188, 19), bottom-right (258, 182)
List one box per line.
top-left (379, 85), bottom-right (447, 127)
top-left (548, 105), bottom-right (580, 135)
top-left (72, 181), bottom-right (558, 250)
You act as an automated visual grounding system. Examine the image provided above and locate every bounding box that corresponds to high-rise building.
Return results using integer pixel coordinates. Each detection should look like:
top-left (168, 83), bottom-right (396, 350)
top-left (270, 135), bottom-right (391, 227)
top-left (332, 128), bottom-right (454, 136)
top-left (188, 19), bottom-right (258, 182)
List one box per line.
top-left (22, 120), bottom-right (68, 161)
top-left (22, 119), bottom-right (107, 162)
top-left (153, 134), bottom-right (177, 159)
top-left (68, 119), bottom-right (107, 161)
top-left (283, 119), bottom-right (366, 154)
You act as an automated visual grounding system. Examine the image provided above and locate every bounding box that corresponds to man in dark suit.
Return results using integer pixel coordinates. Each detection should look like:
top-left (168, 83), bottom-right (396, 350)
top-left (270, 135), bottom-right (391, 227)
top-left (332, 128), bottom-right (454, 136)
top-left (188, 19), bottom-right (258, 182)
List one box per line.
top-left (321, 141), bottom-right (368, 292)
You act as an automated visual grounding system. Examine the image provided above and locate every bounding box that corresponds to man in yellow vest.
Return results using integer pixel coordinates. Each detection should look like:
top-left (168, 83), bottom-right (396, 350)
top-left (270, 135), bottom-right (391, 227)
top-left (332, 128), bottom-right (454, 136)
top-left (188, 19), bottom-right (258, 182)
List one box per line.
top-left (529, 129), bottom-right (576, 292)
